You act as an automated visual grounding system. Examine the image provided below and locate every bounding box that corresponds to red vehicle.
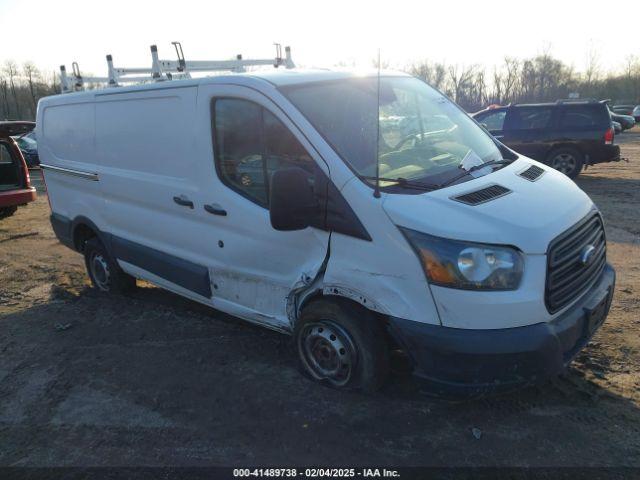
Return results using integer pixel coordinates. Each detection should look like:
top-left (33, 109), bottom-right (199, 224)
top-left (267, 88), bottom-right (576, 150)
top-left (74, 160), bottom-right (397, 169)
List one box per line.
top-left (0, 122), bottom-right (37, 219)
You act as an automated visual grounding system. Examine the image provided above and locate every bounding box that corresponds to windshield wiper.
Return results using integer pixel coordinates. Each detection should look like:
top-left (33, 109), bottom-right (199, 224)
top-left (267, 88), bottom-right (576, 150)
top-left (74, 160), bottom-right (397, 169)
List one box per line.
top-left (360, 158), bottom-right (513, 192)
top-left (438, 159), bottom-right (514, 189)
top-left (360, 176), bottom-right (439, 192)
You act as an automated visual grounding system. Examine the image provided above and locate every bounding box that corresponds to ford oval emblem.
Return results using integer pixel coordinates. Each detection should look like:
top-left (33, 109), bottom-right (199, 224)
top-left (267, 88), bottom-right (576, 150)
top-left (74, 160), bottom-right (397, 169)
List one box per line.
top-left (580, 245), bottom-right (596, 266)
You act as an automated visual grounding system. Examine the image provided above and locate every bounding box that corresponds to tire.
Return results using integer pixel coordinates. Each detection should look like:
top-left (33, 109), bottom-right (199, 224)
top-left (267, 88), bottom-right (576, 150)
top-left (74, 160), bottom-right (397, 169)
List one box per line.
top-left (547, 148), bottom-right (584, 180)
top-left (83, 237), bottom-right (136, 294)
top-left (0, 206), bottom-right (17, 220)
top-left (294, 298), bottom-right (389, 392)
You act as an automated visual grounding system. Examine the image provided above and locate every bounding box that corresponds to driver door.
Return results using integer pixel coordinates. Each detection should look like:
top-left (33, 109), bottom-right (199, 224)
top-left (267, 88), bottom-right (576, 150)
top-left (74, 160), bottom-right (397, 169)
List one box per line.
top-left (191, 84), bottom-right (330, 330)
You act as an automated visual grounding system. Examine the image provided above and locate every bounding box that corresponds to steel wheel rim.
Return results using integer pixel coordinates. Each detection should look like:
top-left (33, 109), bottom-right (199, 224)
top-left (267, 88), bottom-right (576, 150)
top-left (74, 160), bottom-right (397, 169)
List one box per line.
top-left (90, 253), bottom-right (111, 291)
top-left (298, 321), bottom-right (356, 387)
top-left (551, 153), bottom-right (576, 174)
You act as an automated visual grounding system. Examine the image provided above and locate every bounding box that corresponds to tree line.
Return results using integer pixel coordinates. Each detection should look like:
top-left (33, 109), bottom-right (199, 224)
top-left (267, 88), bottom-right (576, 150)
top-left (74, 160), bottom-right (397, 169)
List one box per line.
top-left (2, 52), bottom-right (640, 121)
top-left (1, 61), bottom-right (60, 121)
top-left (406, 53), bottom-right (640, 112)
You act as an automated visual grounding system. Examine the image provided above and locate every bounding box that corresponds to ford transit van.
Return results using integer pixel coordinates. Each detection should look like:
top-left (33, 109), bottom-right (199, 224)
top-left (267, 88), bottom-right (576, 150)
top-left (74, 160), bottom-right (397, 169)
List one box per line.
top-left (37, 70), bottom-right (615, 393)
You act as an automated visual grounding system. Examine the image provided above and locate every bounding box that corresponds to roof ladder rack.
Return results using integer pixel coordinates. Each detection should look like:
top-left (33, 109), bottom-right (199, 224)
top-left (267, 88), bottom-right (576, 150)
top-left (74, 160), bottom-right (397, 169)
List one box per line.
top-left (59, 42), bottom-right (295, 93)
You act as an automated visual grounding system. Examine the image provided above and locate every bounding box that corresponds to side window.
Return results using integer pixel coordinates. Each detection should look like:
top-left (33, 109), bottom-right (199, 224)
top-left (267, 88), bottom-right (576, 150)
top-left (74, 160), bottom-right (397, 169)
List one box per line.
top-left (263, 110), bottom-right (315, 181)
top-left (509, 107), bottom-right (553, 130)
top-left (0, 143), bottom-right (14, 164)
top-left (477, 110), bottom-right (506, 131)
top-left (214, 99), bottom-right (265, 205)
top-left (213, 98), bottom-right (315, 207)
top-left (559, 106), bottom-right (605, 128)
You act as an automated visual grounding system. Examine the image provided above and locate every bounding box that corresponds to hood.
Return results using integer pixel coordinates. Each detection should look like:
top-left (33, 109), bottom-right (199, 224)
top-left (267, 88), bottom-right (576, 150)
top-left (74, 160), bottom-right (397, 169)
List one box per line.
top-left (382, 158), bottom-right (594, 254)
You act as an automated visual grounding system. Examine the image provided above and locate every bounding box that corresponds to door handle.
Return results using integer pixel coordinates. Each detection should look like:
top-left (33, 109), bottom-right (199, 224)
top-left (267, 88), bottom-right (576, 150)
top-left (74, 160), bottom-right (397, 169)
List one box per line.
top-left (173, 195), bottom-right (194, 209)
top-left (204, 203), bottom-right (227, 216)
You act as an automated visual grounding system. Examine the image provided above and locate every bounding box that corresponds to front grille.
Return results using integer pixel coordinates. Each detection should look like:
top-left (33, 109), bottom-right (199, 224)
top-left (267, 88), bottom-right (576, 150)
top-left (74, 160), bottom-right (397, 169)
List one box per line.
top-left (452, 184), bottom-right (511, 205)
top-left (545, 213), bottom-right (606, 313)
top-left (519, 164), bottom-right (545, 181)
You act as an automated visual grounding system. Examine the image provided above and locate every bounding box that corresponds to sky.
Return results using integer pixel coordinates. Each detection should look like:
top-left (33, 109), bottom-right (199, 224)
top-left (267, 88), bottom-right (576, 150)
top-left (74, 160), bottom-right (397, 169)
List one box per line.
top-left (1, 0), bottom-right (638, 79)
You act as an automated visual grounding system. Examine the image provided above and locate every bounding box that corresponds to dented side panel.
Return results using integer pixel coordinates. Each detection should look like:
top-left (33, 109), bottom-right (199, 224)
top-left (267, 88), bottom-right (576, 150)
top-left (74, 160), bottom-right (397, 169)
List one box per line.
top-left (323, 178), bottom-right (441, 326)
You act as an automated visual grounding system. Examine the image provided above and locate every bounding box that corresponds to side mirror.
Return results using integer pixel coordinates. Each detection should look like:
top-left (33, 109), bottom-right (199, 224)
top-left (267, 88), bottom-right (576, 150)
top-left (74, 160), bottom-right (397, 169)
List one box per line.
top-left (269, 167), bottom-right (317, 231)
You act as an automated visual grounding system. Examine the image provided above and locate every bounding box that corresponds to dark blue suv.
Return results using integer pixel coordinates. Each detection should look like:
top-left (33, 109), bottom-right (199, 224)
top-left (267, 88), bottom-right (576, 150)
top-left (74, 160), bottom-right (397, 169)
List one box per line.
top-left (473, 100), bottom-right (620, 179)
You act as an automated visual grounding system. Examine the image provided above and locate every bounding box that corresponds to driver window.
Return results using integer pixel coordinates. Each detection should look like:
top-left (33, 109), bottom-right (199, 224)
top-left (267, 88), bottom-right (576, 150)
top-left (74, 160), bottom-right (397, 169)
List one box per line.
top-left (263, 109), bottom-right (314, 179)
top-left (213, 98), bottom-right (314, 207)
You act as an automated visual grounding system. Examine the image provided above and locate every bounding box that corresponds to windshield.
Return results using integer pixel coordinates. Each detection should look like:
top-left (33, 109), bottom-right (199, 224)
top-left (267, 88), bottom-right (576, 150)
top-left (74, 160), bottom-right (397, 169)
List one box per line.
top-left (282, 76), bottom-right (503, 186)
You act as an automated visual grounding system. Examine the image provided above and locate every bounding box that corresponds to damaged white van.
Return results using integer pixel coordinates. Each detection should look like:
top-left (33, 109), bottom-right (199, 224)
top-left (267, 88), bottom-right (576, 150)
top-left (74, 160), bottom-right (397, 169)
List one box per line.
top-left (38, 70), bottom-right (615, 393)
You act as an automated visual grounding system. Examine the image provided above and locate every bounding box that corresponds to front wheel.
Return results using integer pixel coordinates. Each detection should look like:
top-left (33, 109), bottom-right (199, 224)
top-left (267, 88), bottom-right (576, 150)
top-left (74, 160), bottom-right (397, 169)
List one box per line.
top-left (547, 148), bottom-right (584, 180)
top-left (294, 299), bottom-right (389, 392)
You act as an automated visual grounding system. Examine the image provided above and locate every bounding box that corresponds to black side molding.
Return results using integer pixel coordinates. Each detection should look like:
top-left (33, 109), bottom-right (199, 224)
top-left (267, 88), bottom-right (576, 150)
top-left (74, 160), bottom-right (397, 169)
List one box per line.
top-left (112, 236), bottom-right (212, 298)
top-left (49, 214), bottom-right (211, 298)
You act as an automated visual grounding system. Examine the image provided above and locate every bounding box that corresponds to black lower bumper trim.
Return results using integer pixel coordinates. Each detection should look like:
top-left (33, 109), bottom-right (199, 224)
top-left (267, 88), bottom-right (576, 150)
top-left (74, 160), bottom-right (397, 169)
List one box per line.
top-left (387, 264), bottom-right (615, 394)
top-left (50, 213), bottom-right (74, 250)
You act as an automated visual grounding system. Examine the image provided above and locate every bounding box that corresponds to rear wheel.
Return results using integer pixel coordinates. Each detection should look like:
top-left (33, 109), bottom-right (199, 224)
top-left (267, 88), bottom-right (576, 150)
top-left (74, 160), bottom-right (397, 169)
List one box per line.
top-left (294, 298), bottom-right (389, 392)
top-left (0, 206), bottom-right (17, 220)
top-left (547, 148), bottom-right (584, 179)
top-left (83, 237), bottom-right (136, 294)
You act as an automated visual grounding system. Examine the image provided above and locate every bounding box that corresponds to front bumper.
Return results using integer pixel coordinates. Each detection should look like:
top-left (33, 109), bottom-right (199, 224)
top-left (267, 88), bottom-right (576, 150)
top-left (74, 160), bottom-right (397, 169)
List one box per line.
top-left (0, 187), bottom-right (36, 208)
top-left (387, 264), bottom-right (615, 394)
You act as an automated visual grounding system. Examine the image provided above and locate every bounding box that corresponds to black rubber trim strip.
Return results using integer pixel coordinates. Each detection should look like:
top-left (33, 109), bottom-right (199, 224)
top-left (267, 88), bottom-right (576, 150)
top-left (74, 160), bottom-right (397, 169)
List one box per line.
top-left (49, 213), bottom-right (74, 249)
top-left (112, 236), bottom-right (212, 298)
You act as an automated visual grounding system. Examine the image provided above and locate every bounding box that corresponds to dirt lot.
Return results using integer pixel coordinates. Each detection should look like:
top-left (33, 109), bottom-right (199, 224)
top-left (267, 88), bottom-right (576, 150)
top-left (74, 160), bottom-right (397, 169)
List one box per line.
top-left (1, 130), bottom-right (640, 468)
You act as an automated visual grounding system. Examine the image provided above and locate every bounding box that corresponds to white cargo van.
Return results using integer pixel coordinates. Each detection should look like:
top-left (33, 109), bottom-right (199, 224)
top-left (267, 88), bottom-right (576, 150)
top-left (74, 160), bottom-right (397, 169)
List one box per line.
top-left (37, 70), bottom-right (615, 394)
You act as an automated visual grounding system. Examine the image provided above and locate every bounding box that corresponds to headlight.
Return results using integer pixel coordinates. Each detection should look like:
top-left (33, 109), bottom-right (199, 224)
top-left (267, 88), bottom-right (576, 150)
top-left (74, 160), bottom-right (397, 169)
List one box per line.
top-left (400, 227), bottom-right (524, 290)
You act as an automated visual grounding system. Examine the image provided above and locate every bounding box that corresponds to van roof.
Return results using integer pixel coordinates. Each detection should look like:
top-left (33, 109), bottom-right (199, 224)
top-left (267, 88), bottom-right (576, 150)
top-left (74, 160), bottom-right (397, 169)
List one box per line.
top-left (42, 68), bottom-right (412, 101)
top-left (247, 68), bottom-right (410, 86)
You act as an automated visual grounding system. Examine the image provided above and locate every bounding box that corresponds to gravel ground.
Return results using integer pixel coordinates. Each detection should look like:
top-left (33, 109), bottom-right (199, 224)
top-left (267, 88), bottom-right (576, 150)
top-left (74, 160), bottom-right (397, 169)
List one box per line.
top-left (1, 128), bottom-right (639, 467)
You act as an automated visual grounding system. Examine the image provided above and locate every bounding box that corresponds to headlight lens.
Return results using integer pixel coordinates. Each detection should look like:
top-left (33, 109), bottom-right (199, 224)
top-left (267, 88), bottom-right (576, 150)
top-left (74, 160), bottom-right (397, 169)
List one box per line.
top-left (400, 227), bottom-right (524, 290)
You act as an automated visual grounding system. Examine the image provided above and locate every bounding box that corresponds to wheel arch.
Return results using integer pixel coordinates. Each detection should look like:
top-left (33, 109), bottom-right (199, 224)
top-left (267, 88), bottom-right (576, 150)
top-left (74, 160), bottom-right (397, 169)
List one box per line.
top-left (296, 290), bottom-right (392, 339)
top-left (71, 216), bottom-right (111, 253)
top-left (545, 143), bottom-right (585, 161)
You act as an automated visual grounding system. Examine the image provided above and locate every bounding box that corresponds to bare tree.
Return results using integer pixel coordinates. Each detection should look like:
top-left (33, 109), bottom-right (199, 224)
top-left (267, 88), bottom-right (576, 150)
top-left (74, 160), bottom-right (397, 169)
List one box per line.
top-left (503, 57), bottom-right (520, 101)
top-left (51, 70), bottom-right (60, 95)
top-left (23, 62), bottom-right (39, 112)
top-left (623, 55), bottom-right (637, 79)
top-left (585, 44), bottom-right (601, 88)
top-left (407, 61), bottom-right (447, 91)
top-left (489, 57), bottom-right (520, 104)
top-left (0, 78), bottom-right (10, 119)
top-left (448, 64), bottom-right (476, 103)
top-left (3, 61), bottom-right (21, 119)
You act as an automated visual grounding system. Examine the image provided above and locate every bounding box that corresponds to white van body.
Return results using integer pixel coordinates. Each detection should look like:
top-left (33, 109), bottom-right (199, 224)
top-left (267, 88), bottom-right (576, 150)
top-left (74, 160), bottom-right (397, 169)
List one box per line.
top-left (38, 70), bottom-right (615, 393)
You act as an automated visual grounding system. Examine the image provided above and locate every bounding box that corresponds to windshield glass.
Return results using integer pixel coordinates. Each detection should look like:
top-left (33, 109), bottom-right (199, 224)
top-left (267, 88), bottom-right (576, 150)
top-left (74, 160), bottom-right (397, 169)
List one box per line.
top-left (282, 76), bottom-right (502, 186)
